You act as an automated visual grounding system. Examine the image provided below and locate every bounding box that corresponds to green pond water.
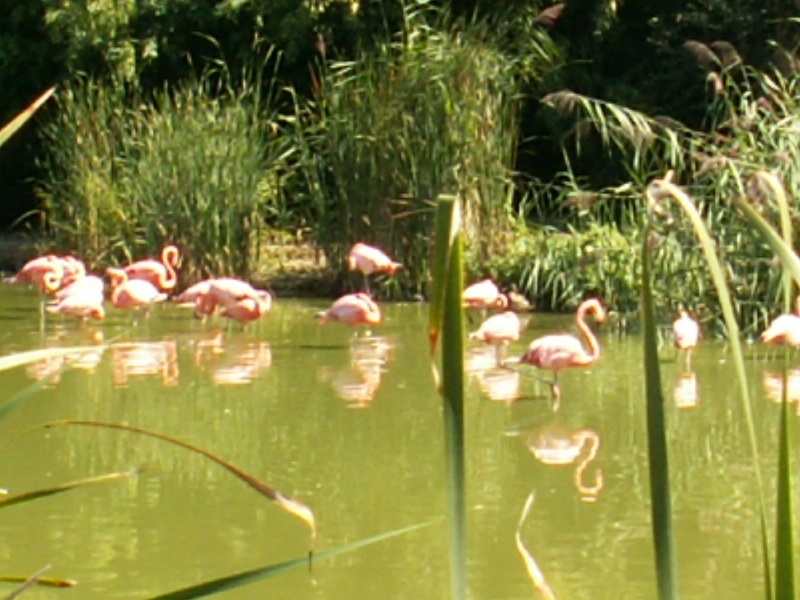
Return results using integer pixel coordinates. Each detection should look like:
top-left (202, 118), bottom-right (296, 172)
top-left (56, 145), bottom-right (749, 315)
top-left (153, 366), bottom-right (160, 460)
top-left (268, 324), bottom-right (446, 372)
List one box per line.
top-left (0, 285), bottom-right (797, 599)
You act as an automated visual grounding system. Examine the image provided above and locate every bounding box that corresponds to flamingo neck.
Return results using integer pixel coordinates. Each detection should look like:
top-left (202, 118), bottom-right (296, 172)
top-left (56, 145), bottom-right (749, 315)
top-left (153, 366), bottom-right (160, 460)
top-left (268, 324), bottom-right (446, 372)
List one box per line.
top-left (159, 246), bottom-right (179, 288)
top-left (576, 303), bottom-right (601, 362)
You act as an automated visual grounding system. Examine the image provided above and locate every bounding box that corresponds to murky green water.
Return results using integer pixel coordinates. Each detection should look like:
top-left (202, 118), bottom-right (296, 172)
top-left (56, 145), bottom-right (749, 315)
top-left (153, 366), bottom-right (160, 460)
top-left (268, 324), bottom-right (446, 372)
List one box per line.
top-left (0, 285), bottom-right (796, 599)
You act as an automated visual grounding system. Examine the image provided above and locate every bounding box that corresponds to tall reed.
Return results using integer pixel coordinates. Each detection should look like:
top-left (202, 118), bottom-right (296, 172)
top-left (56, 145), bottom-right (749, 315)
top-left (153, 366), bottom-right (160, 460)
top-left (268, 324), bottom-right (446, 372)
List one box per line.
top-left (38, 62), bottom-right (289, 281)
top-left (293, 4), bottom-right (554, 295)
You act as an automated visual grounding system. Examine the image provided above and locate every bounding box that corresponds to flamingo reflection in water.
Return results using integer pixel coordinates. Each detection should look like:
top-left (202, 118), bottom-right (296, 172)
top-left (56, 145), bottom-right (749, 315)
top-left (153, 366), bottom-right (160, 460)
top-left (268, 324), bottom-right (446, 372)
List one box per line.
top-left (522, 423), bottom-right (604, 502)
top-left (194, 333), bottom-right (272, 386)
top-left (763, 369), bottom-right (800, 415)
top-left (673, 371), bottom-right (699, 408)
top-left (111, 340), bottom-right (179, 387)
top-left (319, 335), bottom-right (394, 408)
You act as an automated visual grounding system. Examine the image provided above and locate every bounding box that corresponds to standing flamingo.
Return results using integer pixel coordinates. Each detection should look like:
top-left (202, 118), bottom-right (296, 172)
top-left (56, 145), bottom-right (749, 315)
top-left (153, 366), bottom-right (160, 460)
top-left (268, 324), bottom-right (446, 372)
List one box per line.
top-left (469, 311), bottom-right (521, 366)
top-left (318, 293), bottom-right (382, 329)
top-left (47, 292), bottom-right (105, 321)
top-left (463, 279), bottom-right (508, 311)
top-left (5, 254), bottom-right (64, 292)
top-left (518, 298), bottom-right (606, 406)
top-left (761, 299), bottom-right (800, 348)
top-left (123, 244), bottom-right (180, 291)
top-left (107, 267), bottom-right (167, 313)
top-left (347, 243), bottom-right (401, 293)
top-left (218, 292), bottom-right (273, 325)
top-left (192, 278), bottom-right (271, 318)
top-left (672, 310), bottom-right (700, 370)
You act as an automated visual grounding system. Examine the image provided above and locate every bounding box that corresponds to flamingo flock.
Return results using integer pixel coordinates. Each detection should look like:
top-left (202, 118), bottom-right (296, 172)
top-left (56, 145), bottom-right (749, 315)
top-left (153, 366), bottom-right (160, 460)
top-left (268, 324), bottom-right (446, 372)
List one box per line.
top-left (9, 239), bottom-right (800, 410)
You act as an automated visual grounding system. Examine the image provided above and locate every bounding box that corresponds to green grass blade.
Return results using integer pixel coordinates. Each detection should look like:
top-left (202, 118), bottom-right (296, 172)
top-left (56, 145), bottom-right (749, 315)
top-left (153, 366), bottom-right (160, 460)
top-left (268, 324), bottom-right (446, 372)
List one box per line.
top-left (641, 228), bottom-right (677, 599)
top-left (38, 420), bottom-right (316, 543)
top-left (429, 193), bottom-right (467, 600)
top-left (146, 522), bottom-right (433, 599)
top-left (0, 87), bottom-right (56, 148)
top-left (735, 196), bottom-right (800, 291)
top-left (428, 194), bottom-right (462, 353)
top-left (775, 363), bottom-right (796, 598)
top-left (647, 175), bottom-right (772, 597)
top-left (0, 469), bottom-right (139, 510)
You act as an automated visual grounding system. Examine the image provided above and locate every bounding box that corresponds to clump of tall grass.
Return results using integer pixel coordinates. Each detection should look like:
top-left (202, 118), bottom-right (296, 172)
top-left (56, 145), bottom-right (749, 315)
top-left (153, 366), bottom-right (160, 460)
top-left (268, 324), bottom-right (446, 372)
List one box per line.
top-left (38, 61), bottom-right (291, 281)
top-left (292, 3), bottom-right (559, 296)
top-left (515, 57), bottom-right (800, 332)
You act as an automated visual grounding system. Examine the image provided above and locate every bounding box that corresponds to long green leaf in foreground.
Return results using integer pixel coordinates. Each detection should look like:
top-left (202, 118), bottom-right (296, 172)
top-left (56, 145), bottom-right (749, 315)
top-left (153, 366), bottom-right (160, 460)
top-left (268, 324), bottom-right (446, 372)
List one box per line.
top-left (735, 173), bottom-right (797, 598)
top-left (147, 521), bottom-right (432, 599)
top-left (0, 87), bottom-right (56, 148)
top-left (0, 346), bottom-right (104, 373)
top-left (0, 469), bottom-right (139, 510)
top-left (428, 193), bottom-right (467, 600)
top-left (0, 566), bottom-right (76, 599)
top-left (38, 421), bottom-right (316, 544)
top-left (641, 225), bottom-right (677, 600)
top-left (775, 369), bottom-right (796, 599)
top-left (647, 174), bottom-right (772, 598)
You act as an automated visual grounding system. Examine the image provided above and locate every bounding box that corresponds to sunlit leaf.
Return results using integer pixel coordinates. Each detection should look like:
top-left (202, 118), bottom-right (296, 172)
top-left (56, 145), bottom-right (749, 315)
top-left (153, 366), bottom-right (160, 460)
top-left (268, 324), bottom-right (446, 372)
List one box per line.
top-left (514, 491), bottom-right (556, 600)
top-left (429, 193), bottom-right (467, 600)
top-left (147, 521), bottom-right (432, 599)
top-left (0, 574), bottom-right (74, 590)
top-left (428, 194), bottom-right (462, 353)
top-left (647, 173), bottom-right (771, 597)
top-left (0, 87), bottom-right (56, 148)
top-left (775, 365), bottom-right (797, 599)
top-left (0, 470), bottom-right (139, 510)
top-left (0, 346), bottom-right (104, 373)
top-left (39, 421), bottom-right (316, 542)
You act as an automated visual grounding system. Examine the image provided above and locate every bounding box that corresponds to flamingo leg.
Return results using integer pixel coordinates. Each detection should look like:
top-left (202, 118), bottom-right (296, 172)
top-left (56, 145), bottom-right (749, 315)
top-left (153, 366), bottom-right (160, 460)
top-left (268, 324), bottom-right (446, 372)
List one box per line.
top-left (685, 348), bottom-right (693, 372)
top-left (550, 373), bottom-right (562, 412)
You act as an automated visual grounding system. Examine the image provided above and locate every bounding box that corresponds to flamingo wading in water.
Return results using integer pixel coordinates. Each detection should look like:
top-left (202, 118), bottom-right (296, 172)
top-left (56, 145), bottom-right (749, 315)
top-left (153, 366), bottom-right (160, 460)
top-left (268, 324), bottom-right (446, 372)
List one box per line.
top-left (107, 267), bottom-right (168, 314)
top-left (518, 298), bottom-right (605, 407)
top-left (347, 243), bottom-right (401, 294)
top-left (761, 298), bottom-right (800, 348)
top-left (318, 293), bottom-right (382, 330)
top-left (123, 244), bottom-right (180, 292)
top-left (469, 311), bottom-right (521, 366)
top-left (672, 310), bottom-right (699, 370)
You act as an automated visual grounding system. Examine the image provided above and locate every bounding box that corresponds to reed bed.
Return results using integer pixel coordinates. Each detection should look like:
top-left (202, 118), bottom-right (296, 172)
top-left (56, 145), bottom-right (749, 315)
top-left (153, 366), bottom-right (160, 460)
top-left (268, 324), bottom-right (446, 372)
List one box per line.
top-left (291, 4), bottom-right (547, 296)
top-left (37, 68), bottom-right (289, 281)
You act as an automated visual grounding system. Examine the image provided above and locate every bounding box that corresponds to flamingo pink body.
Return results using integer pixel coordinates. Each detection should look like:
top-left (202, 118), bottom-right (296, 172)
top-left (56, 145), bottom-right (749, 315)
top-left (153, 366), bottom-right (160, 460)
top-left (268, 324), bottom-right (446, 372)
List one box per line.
top-left (673, 311), bottom-right (699, 350)
top-left (193, 278), bottom-right (269, 317)
top-left (463, 279), bottom-right (507, 310)
top-left (319, 293), bottom-right (382, 327)
top-left (519, 298), bottom-right (605, 401)
top-left (56, 275), bottom-right (104, 302)
top-left (58, 255), bottom-right (86, 287)
top-left (470, 311), bottom-right (521, 365)
top-left (761, 313), bottom-right (800, 347)
top-left (108, 268), bottom-right (167, 310)
top-left (347, 243), bottom-right (401, 277)
top-left (6, 255), bottom-right (64, 292)
top-left (173, 280), bottom-right (212, 305)
top-left (47, 291), bottom-right (105, 321)
top-left (219, 293), bottom-right (273, 325)
top-left (123, 245), bottom-right (180, 291)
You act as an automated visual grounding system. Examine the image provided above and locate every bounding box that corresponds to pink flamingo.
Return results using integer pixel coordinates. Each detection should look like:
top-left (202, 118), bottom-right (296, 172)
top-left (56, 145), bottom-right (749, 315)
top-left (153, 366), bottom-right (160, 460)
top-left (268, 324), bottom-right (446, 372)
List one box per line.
top-left (518, 298), bottom-right (606, 405)
top-left (55, 275), bottom-right (104, 302)
top-left (58, 255), bottom-right (86, 287)
top-left (192, 278), bottom-right (270, 318)
top-left (318, 293), bottom-right (382, 328)
top-left (219, 292), bottom-right (273, 325)
top-left (347, 242), bottom-right (401, 293)
top-left (107, 267), bottom-right (167, 312)
top-left (5, 254), bottom-right (64, 292)
top-left (761, 300), bottom-right (800, 348)
top-left (469, 311), bottom-right (521, 366)
top-left (47, 292), bottom-right (105, 321)
top-left (123, 244), bottom-right (180, 291)
top-left (672, 310), bottom-right (700, 370)
top-left (463, 279), bottom-right (508, 311)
